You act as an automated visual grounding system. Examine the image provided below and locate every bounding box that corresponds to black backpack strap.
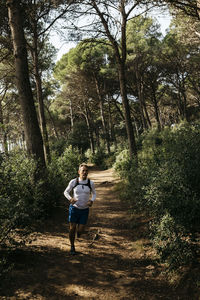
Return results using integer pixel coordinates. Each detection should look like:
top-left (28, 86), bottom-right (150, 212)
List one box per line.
top-left (72, 178), bottom-right (91, 192)
top-left (72, 178), bottom-right (79, 192)
top-left (87, 179), bottom-right (91, 190)
top-left (74, 177), bottom-right (79, 188)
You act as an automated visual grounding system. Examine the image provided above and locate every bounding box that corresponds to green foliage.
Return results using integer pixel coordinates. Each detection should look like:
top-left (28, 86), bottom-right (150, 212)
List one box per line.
top-left (115, 122), bottom-right (200, 270)
top-left (47, 146), bottom-right (83, 202)
top-left (151, 214), bottom-right (194, 270)
top-left (87, 147), bottom-right (116, 169)
top-left (103, 153), bottom-right (117, 169)
top-left (0, 151), bottom-right (45, 247)
top-left (0, 147), bottom-right (83, 278)
top-left (49, 138), bottom-right (68, 156)
top-left (67, 121), bottom-right (90, 153)
top-left (127, 15), bottom-right (161, 54)
top-left (88, 148), bottom-right (107, 169)
top-left (113, 149), bottom-right (131, 179)
top-left (57, 146), bottom-right (83, 181)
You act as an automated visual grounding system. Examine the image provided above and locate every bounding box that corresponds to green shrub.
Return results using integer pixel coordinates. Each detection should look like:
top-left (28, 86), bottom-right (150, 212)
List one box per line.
top-left (88, 148), bottom-right (106, 169)
top-left (113, 149), bottom-right (131, 179)
top-left (0, 147), bottom-right (84, 280)
top-left (47, 146), bottom-right (83, 202)
top-left (152, 214), bottom-right (194, 270)
top-left (57, 146), bottom-right (83, 181)
top-left (103, 153), bottom-right (116, 169)
top-left (67, 121), bottom-right (90, 153)
top-left (49, 138), bottom-right (68, 156)
top-left (0, 147), bottom-right (82, 246)
top-left (116, 122), bottom-right (200, 270)
top-left (144, 159), bottom-right (200, 232)
top-left (86, 147), bottom-right (116, 169)
top-left (0, 151), bottom-right (44, 247)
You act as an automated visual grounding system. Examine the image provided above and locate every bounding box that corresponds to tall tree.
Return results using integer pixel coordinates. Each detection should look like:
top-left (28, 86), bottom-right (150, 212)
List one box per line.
top-left (73, 41), bottom-right (112, 153)
top-left (54, 48), bottom-right (98, 152)
top-left (23, 1), bottom-right (63, 164)
top-left (54, 41), bottom-right (118, 153)
top-left (126, 16), bottom-right (162, 130)
top-left (64, 1), bottom-right (155, 157)
top-left (6, 0), bottom-right (45, 170)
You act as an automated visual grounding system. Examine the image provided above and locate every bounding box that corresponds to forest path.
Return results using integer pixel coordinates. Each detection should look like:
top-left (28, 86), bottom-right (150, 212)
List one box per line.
top-left (1, 167), bottom-right (186, 299)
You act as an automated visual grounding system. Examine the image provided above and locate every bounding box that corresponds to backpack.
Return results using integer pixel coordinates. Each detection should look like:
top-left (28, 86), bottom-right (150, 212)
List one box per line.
top-left (72, 178), bottom-right (91, 192)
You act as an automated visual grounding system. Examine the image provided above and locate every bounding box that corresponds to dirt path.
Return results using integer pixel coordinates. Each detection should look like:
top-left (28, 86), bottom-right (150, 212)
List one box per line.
top-left (1, 168), bottom-right (190, 299)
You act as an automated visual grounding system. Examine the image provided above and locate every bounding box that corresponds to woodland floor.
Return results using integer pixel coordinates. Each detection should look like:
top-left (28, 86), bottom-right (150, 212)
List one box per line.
top-left (0, 167), bottom-right (199, 299)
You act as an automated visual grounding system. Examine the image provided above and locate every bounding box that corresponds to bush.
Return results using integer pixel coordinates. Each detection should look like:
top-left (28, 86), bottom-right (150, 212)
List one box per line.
top-left (113, 149), bottom-right (131, 179)
top-left (90, 148), bottom-right (107, 169)
top-left (0, 151), bottom-right (45, 247)
top-left (115, 123), bottom-right (200, 270)
top-left (144, 159), bottom-right (200, 232)
top-left (67, 121), bottom-right (90, 153)
top-left (0, 146), bottom-right (85, 280)
top-left (86, 147), bottom-right (115, 169)
top-left (151, 214), bottom-right (194, 270)
top-left (0, 147), bottom-right (83, 247)
top-left (47, 146), bottom-right (83, 203)
top-left (103, 153), bottom-right (117, 169)
top-left (49, 138), bottom-right (68, 156)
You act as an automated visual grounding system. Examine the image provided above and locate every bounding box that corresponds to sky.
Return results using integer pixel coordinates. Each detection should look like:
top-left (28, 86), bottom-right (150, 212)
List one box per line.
top-left (50, 11), bottom-right (172, 62)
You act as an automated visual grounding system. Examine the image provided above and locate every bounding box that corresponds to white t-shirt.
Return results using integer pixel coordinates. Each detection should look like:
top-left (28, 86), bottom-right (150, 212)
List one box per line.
top-left (64, 178), bottom-right (96, 209)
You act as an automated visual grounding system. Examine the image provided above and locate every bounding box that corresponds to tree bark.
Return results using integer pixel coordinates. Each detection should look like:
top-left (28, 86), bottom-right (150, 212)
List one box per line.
top-left (7, 0), bottom-right (45, 169)
top-left (94, 74), bottom-right (110, 154)
top-left (45, 104), bottom-right (59, 138)
top-left (83, 101), bottom-right (95, 154)
top-left (107, 96), bottom-right (117, 150)
top-left (69, 98), bottom-right (74, 131)
top-left (152, 92), bottom-right (161, 130)
top-left (0, 99), bottom-right (8, 155)
top-left (118, 62), bottom-right (137, 157)
top-left (136, 69), bottom-right (148, 130)
top-left (92, 0), bottom-right (137, 158)
top-left (31, 30), bottom-right (51, 164)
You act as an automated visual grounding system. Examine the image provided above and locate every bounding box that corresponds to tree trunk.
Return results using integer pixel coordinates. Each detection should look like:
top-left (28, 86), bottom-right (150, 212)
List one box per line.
top-left (31, 28), bottom-right (51, 164)
top-left (83, 99), bottom-right (95, 154)
top-left (94, 74), bottom-right (110, 153)
top-left (0, 100), bottom-right (8, 155)
top-left (108, 96), bottom-right (117, 150)
top-left (95, 126), bottom-right (100, 149)
top-left (136, 69), bottom-right (148, 130)
top-left (118, 61), bottom-right (137, 157)
top-left (181, 82), bottom-right (188, 121)
top-left (143, 101), bottom-right (151, 128)
top-left (118, 5), bottom-right (137, 158)
top-left (69, 98), bottom-right (74, 131)
top-left (152, 91), bottom-right (161, 130)
top-left (85, 112), bottom-right (95, 154)
top-left (0, 89), bottom-right (8, 155)
top-left (45, 104), bottom-right (59, 138)
top-left (7, 0), bottom-right (45, 170)
top-left (92, 1), bottom-right (137, 158)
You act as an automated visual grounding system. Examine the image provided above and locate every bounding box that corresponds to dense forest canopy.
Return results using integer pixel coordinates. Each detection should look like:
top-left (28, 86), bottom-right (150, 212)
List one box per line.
top-left (0, 0), bottom-right (199, 158)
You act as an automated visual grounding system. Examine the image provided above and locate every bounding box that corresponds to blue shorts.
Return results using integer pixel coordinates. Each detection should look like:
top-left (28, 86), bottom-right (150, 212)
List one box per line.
top-left (68, 204), bottom-right (89, 225)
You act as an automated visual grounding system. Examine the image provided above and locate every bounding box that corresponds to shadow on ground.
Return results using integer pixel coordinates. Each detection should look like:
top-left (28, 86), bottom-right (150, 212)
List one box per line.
top-left (0, 168), bottom-right (199, 299)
